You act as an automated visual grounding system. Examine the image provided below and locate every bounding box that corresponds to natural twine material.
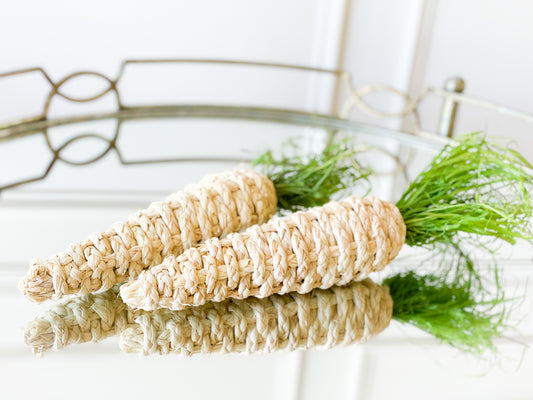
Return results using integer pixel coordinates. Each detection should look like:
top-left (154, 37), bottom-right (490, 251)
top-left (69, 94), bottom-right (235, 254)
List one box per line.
top-left (120, 279), bottom-right (392, 355)
top-left (23, 286), bottom-right (136, 356)
top-left (19, 170), bottom-right (277, 303)
top-left (23, 269), bottom-right (508, 357)
top-left (120, 196), bottom-right (406, 311)
top-left (24, 279), bottom-right (391, 356)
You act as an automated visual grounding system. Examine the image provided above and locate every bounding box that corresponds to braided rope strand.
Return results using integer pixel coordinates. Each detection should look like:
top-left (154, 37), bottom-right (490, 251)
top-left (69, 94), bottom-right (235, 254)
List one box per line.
top-left (19, 170), bottom-right (277, 303)
top-left (120, 279), bottom-right (392, 355)
top-left (24, 280), bottom-right (391, 357)
top-left (23, 286), bottom-right (137, 356)
top-left (121, 196), bottom-right (406, 311)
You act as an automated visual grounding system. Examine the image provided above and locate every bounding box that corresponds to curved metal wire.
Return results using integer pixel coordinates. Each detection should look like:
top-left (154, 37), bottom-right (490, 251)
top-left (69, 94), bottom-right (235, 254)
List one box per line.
top-left (1, 59), bottom-right (532, 192)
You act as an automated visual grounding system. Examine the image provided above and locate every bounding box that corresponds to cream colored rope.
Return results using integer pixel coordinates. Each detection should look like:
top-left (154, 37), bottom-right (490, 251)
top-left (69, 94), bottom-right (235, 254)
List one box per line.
top-left (24, 286), bottom-right (136, 356)
top-left (120, 196), bottom-right (406, 311)
top-left (121, 279), bottom-right (392, 355)
top-left (24, 279), bottom-right (392, 356)
top-left (19, 170), bottom-right (277, 303)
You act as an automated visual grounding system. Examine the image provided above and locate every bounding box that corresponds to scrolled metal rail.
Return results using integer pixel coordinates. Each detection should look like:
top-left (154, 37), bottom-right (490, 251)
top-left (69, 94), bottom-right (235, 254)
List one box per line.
top-left (2, 59), bottom-right (532, 193)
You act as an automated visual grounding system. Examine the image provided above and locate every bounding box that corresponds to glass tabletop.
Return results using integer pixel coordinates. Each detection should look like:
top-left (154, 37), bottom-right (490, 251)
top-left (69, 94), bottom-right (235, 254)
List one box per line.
top-left (1, 116), bottom-right (531, 400)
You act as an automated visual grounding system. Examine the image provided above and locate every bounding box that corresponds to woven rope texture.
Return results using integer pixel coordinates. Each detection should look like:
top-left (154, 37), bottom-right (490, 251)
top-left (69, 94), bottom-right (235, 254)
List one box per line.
top-left (121, 196), bottom-right (406, 311)
top-left (19, 170), bottom-right (277, 303)
top-left (121, 279), bottom-right (392, 355)
top-left (23, 286), bottom-right (136, 356)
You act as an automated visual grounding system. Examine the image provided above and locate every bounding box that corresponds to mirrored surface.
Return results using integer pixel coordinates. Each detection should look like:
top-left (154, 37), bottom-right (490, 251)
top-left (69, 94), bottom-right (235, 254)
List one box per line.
top-left (2, 117), bottom-right (532, 400)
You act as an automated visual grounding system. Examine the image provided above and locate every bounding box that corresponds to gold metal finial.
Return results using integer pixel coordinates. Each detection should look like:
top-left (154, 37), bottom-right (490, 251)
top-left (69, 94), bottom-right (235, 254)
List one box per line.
top-left (438, 77), bottom-right (466, 138)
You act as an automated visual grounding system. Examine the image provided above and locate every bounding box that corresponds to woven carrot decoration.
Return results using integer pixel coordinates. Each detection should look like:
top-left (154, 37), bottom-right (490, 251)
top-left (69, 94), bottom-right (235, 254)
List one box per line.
top-left (122, 271), bottom-right (507, 357)
top-left (120, 133), bottom-right (533, 311)
top-left (20, 143), bottom-right (368, 303)
top-left (23, 286), bottom-right (134, 356)
top-left (25, 267), bottom-right (507, 357)
top-left (122, 279), bottom-right (391, 355)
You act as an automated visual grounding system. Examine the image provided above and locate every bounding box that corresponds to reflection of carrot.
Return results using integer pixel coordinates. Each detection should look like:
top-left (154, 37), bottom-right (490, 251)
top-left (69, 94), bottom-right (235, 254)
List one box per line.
top-left (121, 134), bottom-right (533, 311)
top-left (121, 270), bottom-right (508, 357)
top-left (25, 268), bottom-right (509, 357)
top-left (124, 279), bottom-right (392, 355)
top-left (25, 279), bottom-right (391, 356)
top-left (20, 143), bottom-right (369, 303)
top-left (24, 286), bottom-right (134, 356)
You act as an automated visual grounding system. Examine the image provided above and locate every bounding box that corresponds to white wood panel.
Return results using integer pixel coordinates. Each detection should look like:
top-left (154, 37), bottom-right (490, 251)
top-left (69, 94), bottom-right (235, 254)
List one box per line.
top-left (299, 346), bottom-right (367, 400)
top-left (360, 343), bottom-right (533, 399)
top-left (306, 0), bottom-right (348, 114)
top-left (1, 0), bottom-right (322, 75)
top-left (338, 0), bottom-right (423, 127)
top-left (417, 0), bottom-right (533, 161)
top-left (335, 0), bottom-right (425, 201)
top-left (0, 346), bottom-right (294, 400)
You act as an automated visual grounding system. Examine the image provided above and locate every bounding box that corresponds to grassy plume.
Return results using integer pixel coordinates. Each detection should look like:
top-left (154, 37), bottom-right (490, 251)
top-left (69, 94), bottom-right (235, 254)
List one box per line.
top-left (396, 133), bottom-right (533, 248)
top-left (253, 140), bottom-right (370, 211)
top-left (385, 266), bottom-right (509, 357)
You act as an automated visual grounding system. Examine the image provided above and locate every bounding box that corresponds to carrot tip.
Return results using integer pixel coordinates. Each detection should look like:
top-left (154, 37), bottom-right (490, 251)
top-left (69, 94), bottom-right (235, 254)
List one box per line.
top-left (119, 326), bottom-right (144, 354)
top-left (19, 261), bottom-right (55, 303)
top-left (119, 275), bottom-right (158, 311)
top-left (23, 319), bottom-right (54, 356)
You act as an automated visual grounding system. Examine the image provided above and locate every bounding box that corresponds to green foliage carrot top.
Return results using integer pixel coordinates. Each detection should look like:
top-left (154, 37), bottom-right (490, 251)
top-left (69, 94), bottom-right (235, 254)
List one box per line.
top-left (253, 140), bottom-right (370, 211)
top-left (397, 133), bottom-right (533, 247)
top-left (385, 247), bottom-right (510, 357)
top-left (119, 133), bottom-right (533, 313)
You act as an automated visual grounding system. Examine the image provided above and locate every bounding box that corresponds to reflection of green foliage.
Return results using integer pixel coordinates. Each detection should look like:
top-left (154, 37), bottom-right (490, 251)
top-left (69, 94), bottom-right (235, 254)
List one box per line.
top-left (385, 264), bottom-right (509, 357)
top-left (392, 133), bottom-right (532, 357)
top-left (397, 133), bottom-right (533, 247)
top-left (254, 140), bottom-right (370, 212)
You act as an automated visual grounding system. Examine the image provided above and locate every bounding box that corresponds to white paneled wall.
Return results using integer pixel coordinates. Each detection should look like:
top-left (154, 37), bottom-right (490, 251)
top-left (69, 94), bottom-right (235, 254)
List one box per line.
top-left (339, 0), bottom-right (423, 124)
top-left (1, 1), bottom-right (533, 399)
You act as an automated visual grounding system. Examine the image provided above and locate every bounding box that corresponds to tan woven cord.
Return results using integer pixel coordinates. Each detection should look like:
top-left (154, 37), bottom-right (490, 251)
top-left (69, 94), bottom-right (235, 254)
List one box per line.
top-left (24, 280), bottom-right (391, 357)
top-left (121, 196), bottom-right (406, 311)
top-left (19, 170), bottom-right (277, 303)
top-left (121, 279), bottom-right (392, 355)
top-left (23, 286), bottom-right (137, 356)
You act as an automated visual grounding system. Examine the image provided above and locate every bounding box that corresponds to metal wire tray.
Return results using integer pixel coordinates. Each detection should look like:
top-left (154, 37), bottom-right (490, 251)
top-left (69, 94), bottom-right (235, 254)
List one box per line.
top-left (1, 59), bottom-right (532, 193)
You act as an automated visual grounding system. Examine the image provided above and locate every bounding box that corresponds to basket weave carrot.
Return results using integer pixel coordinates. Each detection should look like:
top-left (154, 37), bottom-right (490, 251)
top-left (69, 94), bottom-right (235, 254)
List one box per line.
top-left (120, 134), bottom-right (533, 311)
top-left (20, 143), bottom-right (368, 303)
top-left (23, 286), bottom-right (134, 356)
top-left (122, 278), bottom-right (391, 355)
top-left (25, 265), bottom-right (507, 357)
top-left (122, 271), bottom-right (507, 356)
top-left (24, 280), bottom-right (388, 356)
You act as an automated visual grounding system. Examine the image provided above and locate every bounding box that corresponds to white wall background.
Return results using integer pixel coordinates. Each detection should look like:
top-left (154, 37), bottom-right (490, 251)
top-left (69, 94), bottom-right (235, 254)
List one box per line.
top-left (1, 1), bottom-right (533, 399)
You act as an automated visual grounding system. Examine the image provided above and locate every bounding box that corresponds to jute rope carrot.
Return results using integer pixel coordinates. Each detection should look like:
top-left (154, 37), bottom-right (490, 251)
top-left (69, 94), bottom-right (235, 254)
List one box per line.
top-left (25, 265), bottom-right (509, 357)
top-left (120, 134), bottom-right (533, 311)
top-left (121, 196), bottom-right (404, 310)
top-left (122, 270), bottom-right (506, 356)
top-left (24, 279), bottom-right (389, 356)
top-left (20, 143), bottom-right (368, 303)
top-left (23, 286), bottom-right (135, 356)
top-left (121, 279), bottom-right (391, 355)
